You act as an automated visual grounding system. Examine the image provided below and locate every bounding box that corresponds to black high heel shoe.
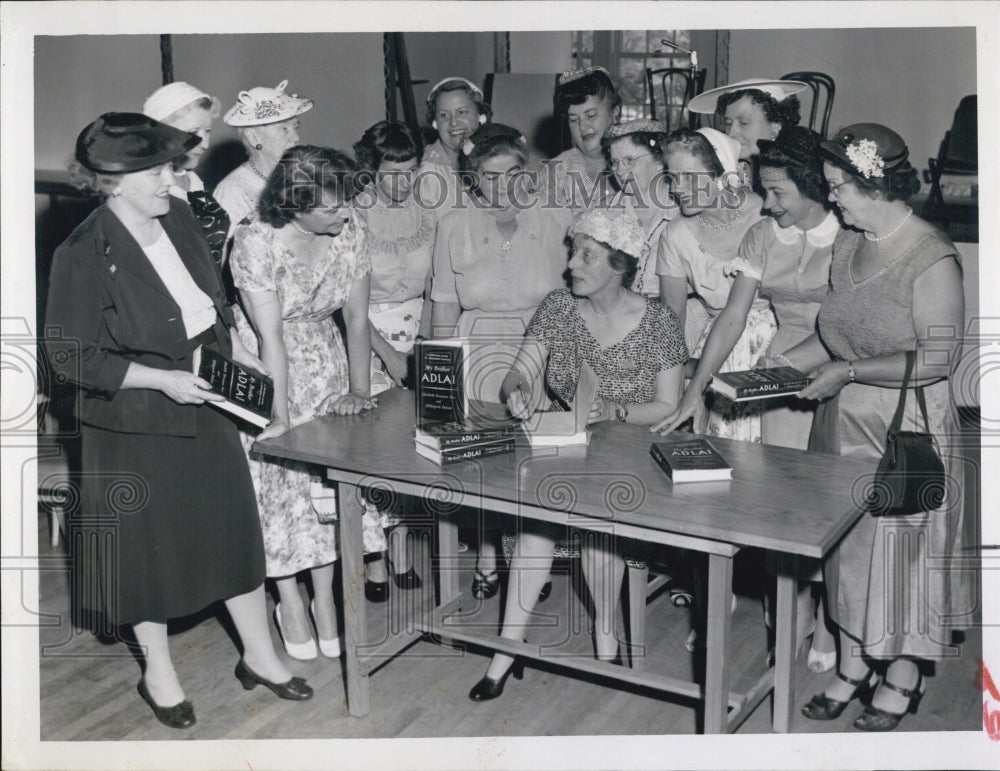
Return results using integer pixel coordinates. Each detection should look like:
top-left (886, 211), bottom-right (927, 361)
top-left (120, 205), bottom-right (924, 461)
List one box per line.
top-left (471, 570), bottom-right (500, 600)
top-left (365, 580), bottom-right (389, 603)
top-left (137, 679), bottom-right (196, 729)
top-left (853, 674), bottom-right (924, 731)
top-left (469, 659), bottom-right (525, 701)
top-left (801, 670), bottom-right (875, 720)
top-left (537, 580), bottom-right (553, 603)
top-left (393, 567), bottom-right (423, 590)
top-left (235, 659), bottom-right (313, 701)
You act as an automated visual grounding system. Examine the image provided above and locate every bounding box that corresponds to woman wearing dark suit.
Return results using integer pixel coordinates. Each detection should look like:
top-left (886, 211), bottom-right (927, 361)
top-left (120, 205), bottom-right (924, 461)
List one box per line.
top-left (45, 113), bottom-right (312, 730)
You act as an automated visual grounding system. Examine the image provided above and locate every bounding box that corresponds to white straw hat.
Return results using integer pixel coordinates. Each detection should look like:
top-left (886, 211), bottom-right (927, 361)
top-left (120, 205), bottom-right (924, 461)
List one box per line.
top-left (688, 78), bottom-right (808, 115)
top-left (223, 79), bottom-right (313, 127)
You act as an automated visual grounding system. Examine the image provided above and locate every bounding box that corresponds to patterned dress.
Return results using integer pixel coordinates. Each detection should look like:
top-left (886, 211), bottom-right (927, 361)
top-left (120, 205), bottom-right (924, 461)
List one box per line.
top-left (538, 146), bottom-right (616, 212)
top-left (229, 212), bottom-right (384, 576)
top-left (657, 214), bottom-right (777, 443)
top-left (214, 163), bottom-right (266, 237)
top-left (813, 229), bottom-right (973, 658)
top-left (504, 288), bottom-right (688, 558)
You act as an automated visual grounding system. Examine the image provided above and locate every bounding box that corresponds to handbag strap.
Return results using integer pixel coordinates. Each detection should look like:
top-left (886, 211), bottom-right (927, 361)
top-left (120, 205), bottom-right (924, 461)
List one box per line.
top-left (889, 350), bottom-right (932, 434)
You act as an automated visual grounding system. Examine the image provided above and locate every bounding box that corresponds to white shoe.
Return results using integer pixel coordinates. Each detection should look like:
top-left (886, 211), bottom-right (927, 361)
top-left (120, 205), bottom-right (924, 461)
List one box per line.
top-left (274, 603), bottom-right (318, 660)
top-left (310, 600), bottom-right (342, 658)
top-left (807, 646), bottom-right (836, 673)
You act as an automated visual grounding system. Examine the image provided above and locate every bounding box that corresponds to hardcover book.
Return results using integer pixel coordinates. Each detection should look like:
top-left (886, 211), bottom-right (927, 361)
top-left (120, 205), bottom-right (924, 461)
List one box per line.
top-left (414, 338), bottom-right (470, 426)
top-left (414, 419), bottom-right (522, 451)
top-left (649, 439), bottom-right (732, 483)
top-left (710, 366), bottom-right (810, 402)
top-left (520, 360), bottom-right (599, 448)
top-left (413, 436), bottom-right (517, 466)
top-left (193, 346), bottom-right (274, 428)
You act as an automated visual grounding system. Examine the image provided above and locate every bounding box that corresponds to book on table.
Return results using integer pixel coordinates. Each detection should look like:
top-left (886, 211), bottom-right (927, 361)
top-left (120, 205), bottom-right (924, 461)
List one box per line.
top-left (414, 418), bottom-right (522, 451)
top-left (519, 360), bottom-right (599, 448)
top-left (192, 346), bottom-right (274, 428)
top-left (649, 438), bottom-right (732, 483)
top-left (710, 366), bottom-right (810, 402)
top-left (414, 338), bottom-right (473, 426)
top-left (413, 435), bottom-right (518, 466)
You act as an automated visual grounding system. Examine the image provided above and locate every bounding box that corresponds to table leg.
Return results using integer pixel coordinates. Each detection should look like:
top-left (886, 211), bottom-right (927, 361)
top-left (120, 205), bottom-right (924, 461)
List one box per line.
top-left (772, 569), bottom-right (798, 733)
top-left (704, 553), bottom-right (734, 734)
top-left (437, 509), bottom-right (460, 607)
top-left (337, 480), bottom-right (370, 717)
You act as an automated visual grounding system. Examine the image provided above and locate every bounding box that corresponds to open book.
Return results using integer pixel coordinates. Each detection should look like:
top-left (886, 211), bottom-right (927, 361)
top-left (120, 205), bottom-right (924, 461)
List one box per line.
top-left (520, 360), bottom-right (599, 448)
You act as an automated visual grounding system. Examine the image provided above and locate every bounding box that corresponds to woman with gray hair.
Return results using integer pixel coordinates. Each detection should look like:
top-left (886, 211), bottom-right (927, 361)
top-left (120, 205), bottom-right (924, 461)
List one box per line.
top-left (214, 79), bottom-right (313, 232)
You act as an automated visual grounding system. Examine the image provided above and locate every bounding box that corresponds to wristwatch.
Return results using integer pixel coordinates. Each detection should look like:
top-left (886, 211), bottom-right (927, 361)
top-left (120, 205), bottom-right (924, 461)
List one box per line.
top-left (614, 402), bottom-right (629, 424)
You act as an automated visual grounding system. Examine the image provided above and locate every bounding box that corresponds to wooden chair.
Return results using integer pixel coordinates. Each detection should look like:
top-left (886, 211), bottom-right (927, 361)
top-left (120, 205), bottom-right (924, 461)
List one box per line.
top-left (781, 71), bottom-right (835, 137)
top-left (646, 67), bottom-right (707, 130)
top-left (37, 395), bottom-right (74, 548)
top-left (925, 95), bottom-right (978, 236)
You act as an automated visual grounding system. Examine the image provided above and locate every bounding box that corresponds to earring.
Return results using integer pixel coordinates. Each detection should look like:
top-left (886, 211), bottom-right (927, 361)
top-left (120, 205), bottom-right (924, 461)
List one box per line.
top-left (432, 120), bottom-right (438, 131)
top-left (255, 143), bottom-right (263, 150)
top-left (110, 188), bottom-right (122, 198)
top-left (478, 114), bottom-right (487, 125)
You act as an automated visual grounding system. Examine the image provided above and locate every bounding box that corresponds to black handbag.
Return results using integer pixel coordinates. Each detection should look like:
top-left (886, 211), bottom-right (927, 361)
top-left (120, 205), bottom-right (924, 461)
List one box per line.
top-left (867, 351), bottom-right (946, 516)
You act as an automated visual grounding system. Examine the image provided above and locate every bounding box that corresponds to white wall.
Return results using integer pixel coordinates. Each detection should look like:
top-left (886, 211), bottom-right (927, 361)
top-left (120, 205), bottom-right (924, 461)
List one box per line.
top-left (728, 27), bottom-right (977, 173)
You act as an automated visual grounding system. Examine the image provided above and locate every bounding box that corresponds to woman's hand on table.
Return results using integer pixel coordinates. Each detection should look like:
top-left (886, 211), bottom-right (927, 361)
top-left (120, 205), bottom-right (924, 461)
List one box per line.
top-left (650, 386), bottom-right (707, 436)
top-left (587, 396), bottom-right (614, 425)
top-left (257, 416), bottom-right (289, 441)
top-left (328, 392), bottom-right (377, 416)
top-left (159, 370), bottom-right (225, 405)
top-left (506, 387), bottom-right (532, 421)
top-left (798, 361), bottom-right (851, 401)
top-left (380, 348), bottom-right (409, 388)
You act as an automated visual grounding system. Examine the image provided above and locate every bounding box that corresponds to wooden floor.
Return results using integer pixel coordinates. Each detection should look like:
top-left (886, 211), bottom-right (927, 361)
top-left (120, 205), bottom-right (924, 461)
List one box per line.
top-left (37, 506), bottom-right (982, 741)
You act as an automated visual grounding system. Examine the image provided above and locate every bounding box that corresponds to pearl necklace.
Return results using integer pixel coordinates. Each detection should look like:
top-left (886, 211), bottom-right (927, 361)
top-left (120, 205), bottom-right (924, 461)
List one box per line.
top-left (248, 158), bottom-right (268, 181)
top-left (864, 206), bottom-right (913, 243)
top-left (585, 289), bottom-right (628, 318)
top-left (290, 219), bottom-right (316, 238)
top-left (698, 208), bottom-right (741, 232)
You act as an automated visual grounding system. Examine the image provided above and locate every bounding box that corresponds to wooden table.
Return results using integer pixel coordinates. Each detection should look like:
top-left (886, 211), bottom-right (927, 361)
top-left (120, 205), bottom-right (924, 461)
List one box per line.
top-left (255, 388), bottom-right (873, 734)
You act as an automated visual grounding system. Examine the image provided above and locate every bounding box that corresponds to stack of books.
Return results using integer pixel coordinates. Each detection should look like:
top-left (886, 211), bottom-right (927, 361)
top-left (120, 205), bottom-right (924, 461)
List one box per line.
top-left (413, 420), bottom-right (521, 466)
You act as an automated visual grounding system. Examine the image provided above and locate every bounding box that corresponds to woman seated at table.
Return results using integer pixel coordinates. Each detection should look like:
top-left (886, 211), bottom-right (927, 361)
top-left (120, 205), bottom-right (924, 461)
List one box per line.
top-left (230, 145), bottom-right (378, 662)
top-left (653, 125), bottom-right (840, 669)
top-left (142, 81), bottom-right (230, 266)
top-left (779, 124), bottom-right (971, 731)
top-left (541, 65), bottom-right (620, 210)
top-left (47, 113), bottom-right (312, 729)
top-left (215, 79), bottom-right (313, 233)
top-left (468, 208), bottom-right (687, 700)
top-left (657, 128), bottom-right (775, 442)
top-left (431, 122), bottom-right (573, 602)
top-left (352, 120), bottom-right (434, 599)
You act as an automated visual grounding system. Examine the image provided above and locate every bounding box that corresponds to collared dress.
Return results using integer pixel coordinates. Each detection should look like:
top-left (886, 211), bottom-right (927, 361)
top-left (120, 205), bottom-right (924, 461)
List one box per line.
top-left (813, 228), bottom-right (973, 658)
top-left (657, 212), bottom-right (777, 443)
top-left (229, 212), bottom-right (385, 576)
top-left (431, 202), bottom-right (573, 404)
top-left (725, 212), bottom-right (839, 449)
top-left (355, 189), bottom-right (436, 395)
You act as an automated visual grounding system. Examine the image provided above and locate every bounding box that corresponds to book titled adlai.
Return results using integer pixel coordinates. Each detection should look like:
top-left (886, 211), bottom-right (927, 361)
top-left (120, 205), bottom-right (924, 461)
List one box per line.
top-left (710, 366), bottom-right (810, 402)
top-left (415, 419), bottom-right (521, 451)
top-left (414, 436), bottom-right (517, 466)
top-left (650, 438), bottom-right (732, 483)
top-left (193, 347), bottom-right (274, 428)
top-left (414, 338), bottom-right (470, 426)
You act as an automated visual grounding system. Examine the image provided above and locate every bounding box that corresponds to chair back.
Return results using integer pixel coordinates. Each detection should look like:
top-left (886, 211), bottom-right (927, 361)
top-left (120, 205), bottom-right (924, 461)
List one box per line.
top-left (483, 73), bottom-right (564, 166)
top-left (646, 67), bottom-right (707, 130)
top-left (941, 94), bottom-right (977, 172)
top-left (781, 71), bottom-right (835, 137)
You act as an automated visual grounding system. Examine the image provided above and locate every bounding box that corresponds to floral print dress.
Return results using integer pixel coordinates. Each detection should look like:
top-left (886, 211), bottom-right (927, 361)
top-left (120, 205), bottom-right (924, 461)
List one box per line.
top-left (230, 213), bottom-right (384, 576)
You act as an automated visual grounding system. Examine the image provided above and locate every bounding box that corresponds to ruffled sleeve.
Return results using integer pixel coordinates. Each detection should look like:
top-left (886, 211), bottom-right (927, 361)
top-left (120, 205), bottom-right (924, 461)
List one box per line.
top-left (229, 221), bottom-right (277, 293)
top-left (728, 219), bottom-right (770, 281)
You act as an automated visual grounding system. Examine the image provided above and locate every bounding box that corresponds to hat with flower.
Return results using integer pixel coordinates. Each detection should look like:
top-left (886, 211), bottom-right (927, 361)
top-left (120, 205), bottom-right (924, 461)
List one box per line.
top-left (557, 65), bottom-right (613, 86)
top-left (603, 118), bottom-right (668, 142)
top-left (820, 123), bottom-right (909, 180)
top-left (223, 79), bottom-right (313, 127)
top-left (569, 207), bottom-right (645, 259)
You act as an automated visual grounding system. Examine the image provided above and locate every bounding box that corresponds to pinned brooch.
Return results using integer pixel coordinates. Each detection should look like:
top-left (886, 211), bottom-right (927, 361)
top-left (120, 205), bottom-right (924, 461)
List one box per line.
top-left (845, 139), bottom-right (885, 179)
top-left (463, 139), bottom-right (476, 156)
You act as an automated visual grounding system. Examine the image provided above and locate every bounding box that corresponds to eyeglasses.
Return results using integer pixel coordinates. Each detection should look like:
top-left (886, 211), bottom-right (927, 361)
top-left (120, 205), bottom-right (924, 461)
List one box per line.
top-left (827, 179), bottom-right (854, 198)
top-left (610, 152), bottom-right (653, 171)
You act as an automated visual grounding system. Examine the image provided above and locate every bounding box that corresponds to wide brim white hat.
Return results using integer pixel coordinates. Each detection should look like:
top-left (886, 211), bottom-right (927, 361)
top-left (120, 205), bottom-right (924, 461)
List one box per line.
top-left (223, 79), bottom-right (313, 127)
top-left (688, 78), bottom-right (808, 115)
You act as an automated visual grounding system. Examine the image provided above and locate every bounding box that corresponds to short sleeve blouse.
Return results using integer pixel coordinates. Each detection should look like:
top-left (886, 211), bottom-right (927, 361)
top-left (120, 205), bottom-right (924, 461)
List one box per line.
top-left (526, 288), bottom-right (688, 406)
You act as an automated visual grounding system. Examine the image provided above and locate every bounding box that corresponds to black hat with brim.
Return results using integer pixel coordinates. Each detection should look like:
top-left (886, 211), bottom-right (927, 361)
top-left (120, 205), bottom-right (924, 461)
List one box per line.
top-left (76, 112), bottom-right (200, 173)
top-left (819, 123), bottom-right (909, 178)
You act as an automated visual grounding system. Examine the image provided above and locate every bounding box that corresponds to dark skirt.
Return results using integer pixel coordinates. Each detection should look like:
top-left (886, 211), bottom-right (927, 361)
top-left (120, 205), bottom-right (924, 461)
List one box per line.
top-left (72, 403), bottom-right (265, 626)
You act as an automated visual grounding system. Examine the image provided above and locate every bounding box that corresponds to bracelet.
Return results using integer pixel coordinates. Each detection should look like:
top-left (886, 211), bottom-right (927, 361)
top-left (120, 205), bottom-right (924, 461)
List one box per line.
top-left (772, 353), bottom-right (794, 369)
top-left (846, 360), bottom-right (857, 383)
top-left (614, 402), bottom-right (629, 424)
